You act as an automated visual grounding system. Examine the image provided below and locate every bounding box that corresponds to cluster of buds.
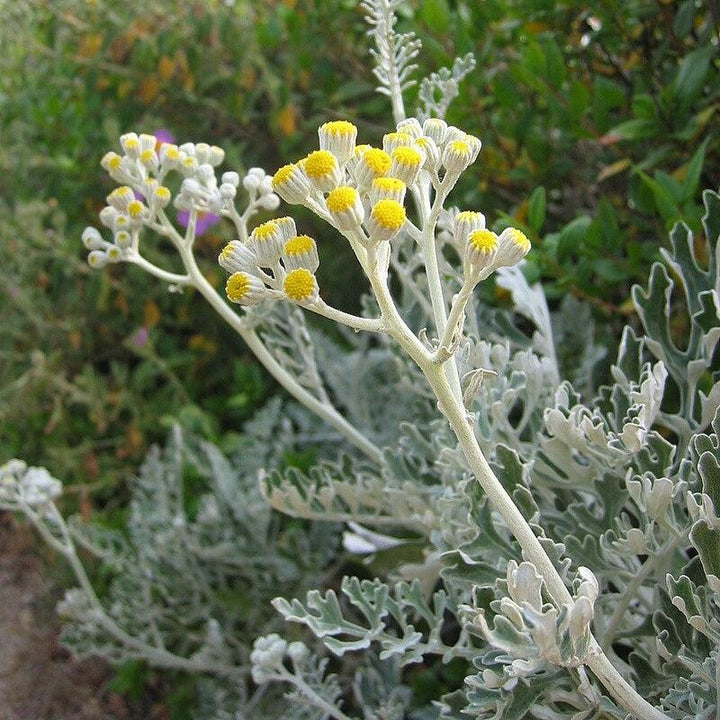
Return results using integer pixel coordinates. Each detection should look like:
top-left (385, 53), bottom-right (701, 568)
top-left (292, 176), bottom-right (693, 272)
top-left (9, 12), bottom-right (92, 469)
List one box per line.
top-left (270, 118), bottom-right (484, 251)
top-left (84, 132), bottom-right (280, 270)
top-left (250, 634), bottom-right (310, 684)
top-left (451, 211), bottom-right (531, 284)
top-left (218, 215), bottom-right (321, 307)
top-left (0, 460), bottom-right (62, 510)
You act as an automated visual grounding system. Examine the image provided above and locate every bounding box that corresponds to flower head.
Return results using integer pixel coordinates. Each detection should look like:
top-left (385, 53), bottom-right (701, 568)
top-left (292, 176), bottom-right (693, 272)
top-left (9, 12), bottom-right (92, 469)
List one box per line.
top-left (272, 163), bottom-right (312, 204)
top-left (326, 186), bottom-right (364, 230)
top-left (226, 272), bottom-right (268, 306)
top-left (368, 199), bottom-right (406, 243)
top-left (442, 139), bottom-right (475, 175)
top-left (304, 150), bottom-right (342, 191)
top-left (219, 240), bottom-right (258, 274)
top-left (390, 145), bottom-right (425, 186)
top-left (382, 131), bottom-right (413, 155)
top-left (318, 121), bottom-right (358, 163)
top-left (369, 177), bottom-right (406, 205)
top-left (495, 227), bottom-right (531, 268)
top-left (466, 229), bottom-right (498, 270)
top-left (282, 235), bottom-right (319, 273)
top-left (353, 148), bottom-right (392, 189)
top-left (249, 220), bottom-right (284, 265)
top-left (453, 211), bottom-right (486, 247)
top-left (284, 268), bottom-right (318, 302)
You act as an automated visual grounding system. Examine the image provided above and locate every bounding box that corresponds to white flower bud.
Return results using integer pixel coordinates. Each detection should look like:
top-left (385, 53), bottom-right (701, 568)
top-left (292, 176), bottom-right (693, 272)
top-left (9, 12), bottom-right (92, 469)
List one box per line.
top-left (88, 249), bottom-right (109, 268)
top-left (272, 164), bottom-right (312, 204)
top-left (222, 171), bottom-right (240, 187)
top-left (396, 118), bottom-right (423, 138)
top-left (219, 183), bottom-right (237, 200)
top-left (99, 206), bottom-right (119, 228)
top-left (422, 118), bottom-right (448, 146)
top-left (243, 174), bottom-right (260, 192)
top-left (258, 176), bottom-right (274, 196)
top-left (207, 146), bottom-right (225, 166)
top-left (82, 227), bottom-right (105, 251)
top-left (219, 240), bottom-right (258, 274)
top-left (259, 193), bottom-right (280, 211)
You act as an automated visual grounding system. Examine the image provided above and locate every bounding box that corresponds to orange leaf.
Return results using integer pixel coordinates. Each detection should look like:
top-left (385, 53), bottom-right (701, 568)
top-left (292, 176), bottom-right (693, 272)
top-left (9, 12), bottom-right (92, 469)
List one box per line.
top-left (138, 76), bottom-right (160, 104)
top-left (77, 33), bottom-right (103, 59)
top-left (276, 103), bottom-right (298, 137)
top-left (158, 55), bottom-right (175, 80)
top-left (143, 299), bottom-right (161, 328)
top-left (597, 158), bottom-right (631, 182)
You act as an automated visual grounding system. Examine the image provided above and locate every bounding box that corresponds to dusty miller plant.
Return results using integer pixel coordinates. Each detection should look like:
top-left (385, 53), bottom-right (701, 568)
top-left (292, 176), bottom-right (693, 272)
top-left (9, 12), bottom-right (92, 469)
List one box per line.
top-left (3, 2), bottom-right (720, 718)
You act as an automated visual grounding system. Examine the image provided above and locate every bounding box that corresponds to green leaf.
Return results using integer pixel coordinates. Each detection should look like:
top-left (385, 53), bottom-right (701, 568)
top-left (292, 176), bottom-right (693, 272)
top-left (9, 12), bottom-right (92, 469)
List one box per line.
top-left (672, 44), bottom-right (715, 109)
top-left (681, 136), bottom-right (709, 202)
top-left (539, 36), bottom-right (565, 86)
top-left (593, 258), bottom-right (627, 282)
top-left (557, 215), bottom-right (592, 262)
top-left (690, 520), bottom-right (720, 579)
top-left (609, 118), bottom-right (658, 141)
top-left (673, 0), bottom-right (696, 38)
top-left (638, 171), bottom-right (682, 227)
top-left (527, 186), bottom-right (546, 233)
top-left (420, 0), bottom-right (451, 34)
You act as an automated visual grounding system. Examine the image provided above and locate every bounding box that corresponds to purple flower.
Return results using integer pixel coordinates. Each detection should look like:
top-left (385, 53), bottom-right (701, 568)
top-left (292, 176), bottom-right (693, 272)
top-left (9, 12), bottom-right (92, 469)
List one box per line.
top-left (154, 129), bottom-right (176, 146)
top-left (177, 210), bottom-right (221, 236)
top-left (154, 129), bottom-right (222, 236)
top-left (130, 326), bottom-right (149, 348)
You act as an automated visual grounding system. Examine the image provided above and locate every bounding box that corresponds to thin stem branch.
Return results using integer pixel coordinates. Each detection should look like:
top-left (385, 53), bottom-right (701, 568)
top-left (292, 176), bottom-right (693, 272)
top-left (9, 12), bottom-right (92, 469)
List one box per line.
top-left (24, 504), bottom-right (242, 677)
top-left (147, 211), bottom-right (382, 463)
top-left (304, 299), bottom-right (385, 334)
top-left (128, 254), bottom-right (190, 286)
top-left (177, 243), bottom-right (383, 464)
top-left (600, 536), bottom-right (681, 653)
top-left (363, 251), bottom-right (671, 720)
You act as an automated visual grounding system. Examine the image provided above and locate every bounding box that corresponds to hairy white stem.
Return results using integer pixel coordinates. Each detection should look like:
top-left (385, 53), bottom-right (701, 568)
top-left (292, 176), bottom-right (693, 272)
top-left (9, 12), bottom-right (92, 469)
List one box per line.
top-left (129, 254), bottom-right (190, 286)
top-left (176, 242), bottom-right (382, 464)
top-left (365, 256), bottom-right (671, 720)
top-left (303, 298), bottom-right (385, 334)
top-left (413, 181), bottom-right (463, 401)
top-left (145, 212), bottom-right (382, 463)
top-left (435, 278), bottom-right (474, 361)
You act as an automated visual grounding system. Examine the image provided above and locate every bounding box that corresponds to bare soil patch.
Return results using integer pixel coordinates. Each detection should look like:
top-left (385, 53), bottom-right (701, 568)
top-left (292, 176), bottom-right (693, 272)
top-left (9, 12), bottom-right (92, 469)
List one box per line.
top-left (0, 514), bottom-right (115, 720)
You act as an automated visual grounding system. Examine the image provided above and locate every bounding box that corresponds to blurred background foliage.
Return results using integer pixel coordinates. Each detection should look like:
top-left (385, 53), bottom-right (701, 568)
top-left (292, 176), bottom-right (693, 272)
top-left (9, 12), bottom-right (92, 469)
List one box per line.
top-left (0, 0), bottom-right (718, 510)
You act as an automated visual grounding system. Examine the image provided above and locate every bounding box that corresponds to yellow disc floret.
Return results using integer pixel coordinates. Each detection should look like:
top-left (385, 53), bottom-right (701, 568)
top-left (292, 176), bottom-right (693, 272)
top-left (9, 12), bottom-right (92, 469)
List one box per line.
top-left (284, 235), bottom-right (315, 256)
top-left (450, 140), bottom-right (470, 155)
top-left (321, 120), bottom-right (357, 137)
top-left (253, 220), bottom-right (279, 241)
top-left (392, 146), bottom-right (423, 166)
top-left (374, 177), bottom-right (405, 193)
top-left (304, 150), bottom-right (337, 179)
top-left (326, 186), bottom-right (359, 213)
top-left (469, 230), bottom-right (498, 253)
top-left (226, 272), bottom-right (252, 302)
top-left (363, 148), bottom-right (392, 176)
top-left (284, 268), bottom-right (317, 301)
top-left (371, 199), bottom-right (406, 231)
top-left (127, 200), bottom-right (144, 218)
top-left (273, 164), bottom-right (296, 188)
top-left (507, 228), bottom-right (531, 252)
